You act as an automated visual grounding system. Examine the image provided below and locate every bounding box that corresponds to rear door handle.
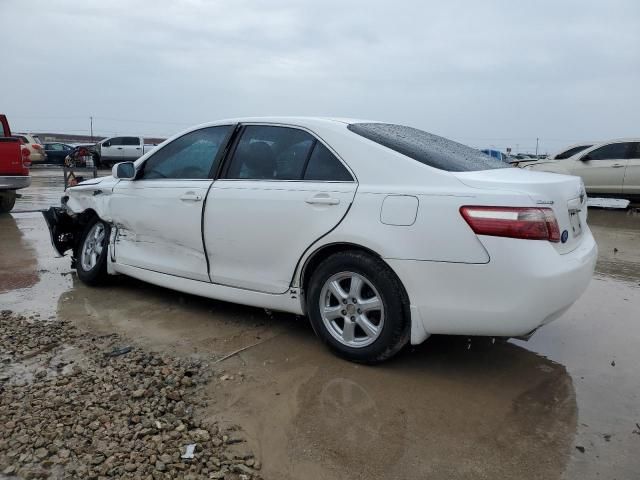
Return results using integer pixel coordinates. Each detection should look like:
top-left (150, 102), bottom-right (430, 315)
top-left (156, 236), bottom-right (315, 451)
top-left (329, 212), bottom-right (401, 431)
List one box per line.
top-left (180, 193), bottom-right (202, 202)
top-left (116, 147), bottom-right (123, 150)
top-left (611, 164), bottom-right (624, 168)
top-left (305, 194), bottom-right (340, 205)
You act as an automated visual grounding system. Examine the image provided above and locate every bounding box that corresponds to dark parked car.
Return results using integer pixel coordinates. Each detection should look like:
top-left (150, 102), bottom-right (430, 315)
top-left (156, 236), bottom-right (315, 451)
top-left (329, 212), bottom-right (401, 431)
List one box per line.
top-left (43, 143), bottom-right (74, 164)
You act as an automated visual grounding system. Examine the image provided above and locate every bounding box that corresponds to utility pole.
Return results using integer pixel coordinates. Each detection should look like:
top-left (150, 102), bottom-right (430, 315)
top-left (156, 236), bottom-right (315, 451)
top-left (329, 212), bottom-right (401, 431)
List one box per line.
top-left (535, 137), bottom-right (539, 156)
top-left (90, 116), bottom-right (94, 142)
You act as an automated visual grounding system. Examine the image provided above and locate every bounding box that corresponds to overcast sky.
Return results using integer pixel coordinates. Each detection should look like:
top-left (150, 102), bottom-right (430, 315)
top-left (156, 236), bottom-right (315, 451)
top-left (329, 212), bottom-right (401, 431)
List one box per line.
top-left (1, 0), bottom-right (638, 153)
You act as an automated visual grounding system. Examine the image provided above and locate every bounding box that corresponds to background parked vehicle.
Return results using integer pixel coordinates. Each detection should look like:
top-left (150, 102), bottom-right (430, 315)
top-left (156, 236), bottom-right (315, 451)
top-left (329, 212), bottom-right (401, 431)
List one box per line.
top-left (0, 114), bottom-right (31, 213)
top-left (43, 143), bottom-right (74, 164)
top-left (13, 133), bottom-right (46, 163)
top-left (525, 139), bottom-right (640, 196)
top-left (481, 149), bottom-right (511, 164)
top-left (96, 136), bottom-right (158, 167)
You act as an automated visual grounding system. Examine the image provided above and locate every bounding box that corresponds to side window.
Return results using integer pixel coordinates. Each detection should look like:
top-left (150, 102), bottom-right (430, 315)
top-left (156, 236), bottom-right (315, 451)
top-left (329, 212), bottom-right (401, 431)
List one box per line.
top-left (628, 143), bottom-right (640, 159)
top-left (122, 137), bottom-right (140, 146)
top-left (108, 137), bottom-right (124, 146)
top-left (585, 143), bottom-right (630, 160)
top-left (140, 126), bottom-right (232, 180)
top-left (556, 145), bottom-right (591, 160)
top-left (225, 126), bottom-right (314, 180)
top-left (304, 142), bottom-right (353, 181)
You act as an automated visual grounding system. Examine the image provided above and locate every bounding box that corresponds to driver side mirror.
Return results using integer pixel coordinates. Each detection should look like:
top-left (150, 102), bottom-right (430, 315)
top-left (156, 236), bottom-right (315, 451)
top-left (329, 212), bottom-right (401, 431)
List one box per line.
top-left (113, 161), bottom-right (136, 180)
top-left (581, 154), bottom-right (591, 161)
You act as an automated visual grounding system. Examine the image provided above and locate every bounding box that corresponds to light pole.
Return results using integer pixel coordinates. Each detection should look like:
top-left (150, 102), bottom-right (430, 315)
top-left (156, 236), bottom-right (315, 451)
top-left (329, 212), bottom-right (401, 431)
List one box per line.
top-left (535, 137), bottom-right (539, 156)
top-left (90, 116), bottom-right (94, 142)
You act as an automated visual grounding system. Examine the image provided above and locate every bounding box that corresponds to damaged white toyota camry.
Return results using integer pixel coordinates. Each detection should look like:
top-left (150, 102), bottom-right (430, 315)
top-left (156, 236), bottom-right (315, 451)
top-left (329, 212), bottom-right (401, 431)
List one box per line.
top-left (44, 118), bottom-right (597, 363)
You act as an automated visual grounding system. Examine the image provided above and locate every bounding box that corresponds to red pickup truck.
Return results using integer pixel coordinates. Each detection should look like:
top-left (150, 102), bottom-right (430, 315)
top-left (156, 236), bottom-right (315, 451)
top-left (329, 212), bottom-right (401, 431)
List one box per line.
top-left (0, 114), bottom-right (31, 213)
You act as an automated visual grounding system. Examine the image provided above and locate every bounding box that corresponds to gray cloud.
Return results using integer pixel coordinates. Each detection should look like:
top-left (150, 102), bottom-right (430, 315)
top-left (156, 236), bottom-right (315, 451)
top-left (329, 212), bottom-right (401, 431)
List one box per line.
top-left (1, 0), bottom-right (638, 153)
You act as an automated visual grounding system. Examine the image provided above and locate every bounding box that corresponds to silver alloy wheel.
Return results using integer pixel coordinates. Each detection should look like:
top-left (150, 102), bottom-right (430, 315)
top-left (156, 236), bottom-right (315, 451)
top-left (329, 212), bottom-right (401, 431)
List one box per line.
top-left (319, 271), bottom-right (385, 348)
top-left (80, 222), bottom-right (106, 271)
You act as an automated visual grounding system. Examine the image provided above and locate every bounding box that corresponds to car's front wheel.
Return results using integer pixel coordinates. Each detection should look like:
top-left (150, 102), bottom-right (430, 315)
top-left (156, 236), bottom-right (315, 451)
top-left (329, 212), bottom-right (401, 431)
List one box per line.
top-left (75, 217), bottom-right (110, 286)
top-left (307, 251), bottom-right (410, 364)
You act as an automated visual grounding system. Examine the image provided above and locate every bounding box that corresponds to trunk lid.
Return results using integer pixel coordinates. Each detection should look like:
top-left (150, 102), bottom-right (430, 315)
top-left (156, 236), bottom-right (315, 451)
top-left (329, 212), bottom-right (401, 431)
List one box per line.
top-left (453, 168), bottom-right (587, 254)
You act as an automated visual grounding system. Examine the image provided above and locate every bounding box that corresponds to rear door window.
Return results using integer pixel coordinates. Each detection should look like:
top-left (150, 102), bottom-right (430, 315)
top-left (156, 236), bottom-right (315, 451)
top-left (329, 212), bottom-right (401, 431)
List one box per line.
top-left (224, 126), bottom-right (315, 180)
top-left (585, 143), bottom-right (631, 160)
top-left (347, 123), bottom-right (506, 172)
top-left (303, 142), bottom-right (353, 181)
top-left (122, 137), bottom-right (140, 146)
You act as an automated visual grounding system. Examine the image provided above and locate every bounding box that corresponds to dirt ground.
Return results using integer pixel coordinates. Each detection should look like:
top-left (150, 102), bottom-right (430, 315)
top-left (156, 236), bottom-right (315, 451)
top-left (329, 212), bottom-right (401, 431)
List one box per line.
top-left (1, 168), bottom-right (639, 479)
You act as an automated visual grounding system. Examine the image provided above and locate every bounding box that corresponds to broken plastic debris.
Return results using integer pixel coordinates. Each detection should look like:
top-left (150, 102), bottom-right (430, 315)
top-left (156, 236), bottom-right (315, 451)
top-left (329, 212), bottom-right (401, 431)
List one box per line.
top-left (104, 346), bottom-right (132, 357)
top-left (587, 198), bottom-right (630, 209)
top-left (181, 443), bottom-right (196, 459)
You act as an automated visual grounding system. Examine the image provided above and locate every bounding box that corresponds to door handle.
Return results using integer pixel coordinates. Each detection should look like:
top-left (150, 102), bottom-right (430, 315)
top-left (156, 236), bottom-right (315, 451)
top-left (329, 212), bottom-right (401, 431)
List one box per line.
top-left (180, 193), bottom-right (203, 202)
top-left (136, 147), bottom-right (141, 150)
top-left (305, 194), bottom-right (340, 205)
top-left (116, 147), bottom-right (123, 150)
top-left (611, 164), bottom-right (624, 168)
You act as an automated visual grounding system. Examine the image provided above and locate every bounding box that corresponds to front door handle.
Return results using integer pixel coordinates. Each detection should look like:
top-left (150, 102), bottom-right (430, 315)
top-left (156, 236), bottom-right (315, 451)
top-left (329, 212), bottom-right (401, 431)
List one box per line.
top-left (180, 193), bottom-right (203, 202)
top-left (305, 194), bottom-right (340, 205)
top-left (611, 164), bottom-right (624, 168)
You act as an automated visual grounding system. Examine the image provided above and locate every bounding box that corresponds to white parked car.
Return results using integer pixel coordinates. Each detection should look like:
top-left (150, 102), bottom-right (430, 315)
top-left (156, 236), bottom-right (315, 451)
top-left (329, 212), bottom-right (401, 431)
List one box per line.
top-left (44, 118), bottom-right (597, 363)
top-left (96, 136), bottom-right (159, 167)
top-left (525, 139), bottom-right (640, 195)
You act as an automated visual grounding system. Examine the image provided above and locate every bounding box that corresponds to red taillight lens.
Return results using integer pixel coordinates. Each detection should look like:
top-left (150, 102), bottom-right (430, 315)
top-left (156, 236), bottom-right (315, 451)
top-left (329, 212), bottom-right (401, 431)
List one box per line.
top-left (460, 206), bottom-right (560, 243)
top-left (21, 147), bottom-right (32, 167)
top-left (33, 144), bottom-right (43, 150)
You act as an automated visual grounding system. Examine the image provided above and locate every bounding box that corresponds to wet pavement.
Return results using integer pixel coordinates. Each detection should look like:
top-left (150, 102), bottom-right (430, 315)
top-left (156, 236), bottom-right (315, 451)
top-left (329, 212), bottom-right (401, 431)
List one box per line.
top-left (1, 169), bottom-right (639, 479)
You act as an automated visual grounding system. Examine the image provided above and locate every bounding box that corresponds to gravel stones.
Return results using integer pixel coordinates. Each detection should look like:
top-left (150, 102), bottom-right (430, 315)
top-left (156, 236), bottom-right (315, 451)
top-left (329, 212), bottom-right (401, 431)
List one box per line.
top-left (0, 312), bottom-right (262, 479)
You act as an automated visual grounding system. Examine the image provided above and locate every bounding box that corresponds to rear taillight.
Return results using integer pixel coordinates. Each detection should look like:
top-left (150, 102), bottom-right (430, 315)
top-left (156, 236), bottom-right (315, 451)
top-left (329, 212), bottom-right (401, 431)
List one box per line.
top-left (33, 144), bottom-right (43, 151)
top-left (21, 147), bottom-right (32, 167)
top-left (460, 206), bottom-right (560, 243)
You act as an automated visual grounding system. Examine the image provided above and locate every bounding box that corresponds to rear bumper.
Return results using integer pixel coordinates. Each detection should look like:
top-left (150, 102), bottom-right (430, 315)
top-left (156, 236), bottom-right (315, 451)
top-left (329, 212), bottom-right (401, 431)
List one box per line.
top-left (387, 229), bottom-right (597, 343)
top-left (0, 175), bottom-right (31, 190)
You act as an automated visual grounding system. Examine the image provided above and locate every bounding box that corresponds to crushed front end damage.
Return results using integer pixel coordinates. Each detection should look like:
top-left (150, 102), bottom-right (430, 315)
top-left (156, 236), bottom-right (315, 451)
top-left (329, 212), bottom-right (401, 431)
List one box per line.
top-left (42, 206), bottom-right (79, 257)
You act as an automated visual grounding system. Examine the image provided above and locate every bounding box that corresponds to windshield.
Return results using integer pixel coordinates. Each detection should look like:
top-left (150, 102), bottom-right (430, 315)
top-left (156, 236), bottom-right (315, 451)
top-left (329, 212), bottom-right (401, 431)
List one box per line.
top-left (348, 123), bottom-right (507, 172)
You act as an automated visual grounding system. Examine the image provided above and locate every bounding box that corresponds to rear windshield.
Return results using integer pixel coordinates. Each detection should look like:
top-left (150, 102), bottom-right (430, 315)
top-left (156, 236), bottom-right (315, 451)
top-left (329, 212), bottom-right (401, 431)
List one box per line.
top-left (347, 123), bottom-right (507, 172)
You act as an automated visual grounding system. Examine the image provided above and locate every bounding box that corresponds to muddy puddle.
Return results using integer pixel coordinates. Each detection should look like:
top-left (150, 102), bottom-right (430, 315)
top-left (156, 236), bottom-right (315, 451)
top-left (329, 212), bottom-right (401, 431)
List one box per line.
top-left (1, 171), bottom-right (639, 479)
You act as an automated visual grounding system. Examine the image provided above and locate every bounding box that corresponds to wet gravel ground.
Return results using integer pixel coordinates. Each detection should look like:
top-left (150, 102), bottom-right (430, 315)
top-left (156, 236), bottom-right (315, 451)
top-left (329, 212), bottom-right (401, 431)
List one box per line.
top-left (0, 311), bottom-right (262, 479)
top-left (1, 168), bottom-right (639, 479)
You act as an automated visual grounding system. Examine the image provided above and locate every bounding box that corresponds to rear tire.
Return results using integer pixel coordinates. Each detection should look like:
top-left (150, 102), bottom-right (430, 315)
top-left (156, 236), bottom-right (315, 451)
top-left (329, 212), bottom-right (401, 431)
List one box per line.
top-left (75, 217), bottom-right (111, 286)
top-left (307, 251), bottom-right (410, 364)
top-left (0, 191), bottom-right (16, 214)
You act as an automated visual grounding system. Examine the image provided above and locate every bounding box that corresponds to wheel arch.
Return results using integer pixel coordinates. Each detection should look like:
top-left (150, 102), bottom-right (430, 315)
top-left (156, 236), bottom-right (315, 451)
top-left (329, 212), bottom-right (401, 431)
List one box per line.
top-left (298, 242), bottom-right (411, 319)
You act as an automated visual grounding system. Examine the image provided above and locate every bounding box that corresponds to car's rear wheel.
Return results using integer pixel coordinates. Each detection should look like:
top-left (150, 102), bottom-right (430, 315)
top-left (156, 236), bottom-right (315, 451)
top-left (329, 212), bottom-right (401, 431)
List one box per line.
top-left (307, 251), bottom-right (410, 364)
top-left (75, 217), bottom-right (110, 286)
top-left (0, 191), bottom-right (16, 214)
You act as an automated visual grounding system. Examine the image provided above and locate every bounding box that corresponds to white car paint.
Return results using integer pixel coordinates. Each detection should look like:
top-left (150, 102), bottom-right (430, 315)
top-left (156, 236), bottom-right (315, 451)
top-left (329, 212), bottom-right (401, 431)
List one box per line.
top-left (57, 117), bottom-right (597, 351)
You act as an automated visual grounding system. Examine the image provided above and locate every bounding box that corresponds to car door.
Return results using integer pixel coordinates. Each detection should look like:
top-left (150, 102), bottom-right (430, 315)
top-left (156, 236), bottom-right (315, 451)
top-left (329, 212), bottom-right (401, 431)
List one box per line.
top-left (122, 136), bottom-right (143, 160)
top-left (569, 142), bottom-right (631, 194)
top-left (622, 142), bottom-right (640, 195)
top-left (110, 125), bottom-right (234, 281)
top-left (204, 124), bottom-right (357, 294)
top-left (101, 137), bottom-right (125, 164)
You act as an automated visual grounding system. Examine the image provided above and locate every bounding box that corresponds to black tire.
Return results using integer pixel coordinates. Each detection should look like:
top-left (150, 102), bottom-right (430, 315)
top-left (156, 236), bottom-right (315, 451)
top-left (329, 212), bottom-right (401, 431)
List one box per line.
top-left (307, 251), bottom-right (410, 364)
top-left (74, 217), bottom-right (111, 286)
top-left (0, 191), bottom-right (16, 214)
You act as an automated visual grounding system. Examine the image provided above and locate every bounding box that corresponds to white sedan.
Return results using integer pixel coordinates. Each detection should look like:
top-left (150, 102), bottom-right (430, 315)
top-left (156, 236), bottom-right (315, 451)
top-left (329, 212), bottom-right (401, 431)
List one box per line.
top-left (44, 117), bottom-right (597, 363)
